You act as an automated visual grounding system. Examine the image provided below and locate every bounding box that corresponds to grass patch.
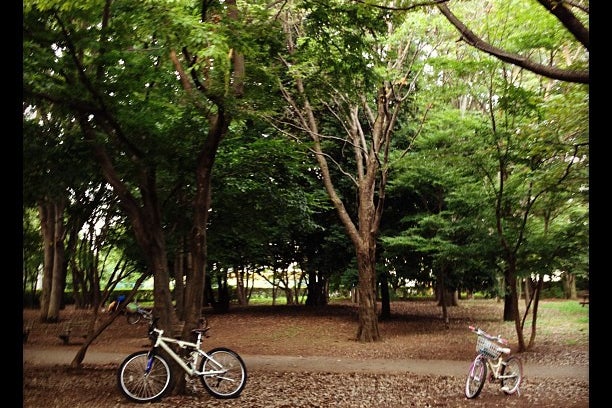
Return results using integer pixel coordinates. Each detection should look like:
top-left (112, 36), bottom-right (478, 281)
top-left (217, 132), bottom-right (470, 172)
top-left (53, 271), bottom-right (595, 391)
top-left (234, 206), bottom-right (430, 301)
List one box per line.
top-left (523, 300), bottom-right (589, 345)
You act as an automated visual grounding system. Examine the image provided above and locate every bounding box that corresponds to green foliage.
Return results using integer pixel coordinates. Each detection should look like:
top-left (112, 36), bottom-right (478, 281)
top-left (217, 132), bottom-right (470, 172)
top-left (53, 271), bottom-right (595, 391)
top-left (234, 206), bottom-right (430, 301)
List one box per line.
top-left (541, 285), bottom-right (564, 299)
top-left (22, 0), bottom-right (588, 307)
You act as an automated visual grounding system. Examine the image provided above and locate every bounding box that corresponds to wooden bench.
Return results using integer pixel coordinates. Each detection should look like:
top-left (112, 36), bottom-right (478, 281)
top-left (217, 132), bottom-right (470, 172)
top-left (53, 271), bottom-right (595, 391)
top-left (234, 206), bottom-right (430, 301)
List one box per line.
top-left (579, 294), bottom-right (589, 307)
top-left (58, 319), bottom-right (91, 344)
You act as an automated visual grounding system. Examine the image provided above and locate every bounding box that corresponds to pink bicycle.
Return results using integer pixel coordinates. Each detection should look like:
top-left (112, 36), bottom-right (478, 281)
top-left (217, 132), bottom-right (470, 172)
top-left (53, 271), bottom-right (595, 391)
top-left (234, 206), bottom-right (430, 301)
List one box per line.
top-left (465, 325), bottom-right (523, 399)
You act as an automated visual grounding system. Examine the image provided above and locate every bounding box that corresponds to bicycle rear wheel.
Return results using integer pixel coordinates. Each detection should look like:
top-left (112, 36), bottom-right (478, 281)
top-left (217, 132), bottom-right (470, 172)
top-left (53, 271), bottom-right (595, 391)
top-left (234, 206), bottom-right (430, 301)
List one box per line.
top-left (500, 356), bottom-right (523, 395)
top-left (199, 347), bottom-right (247, 399)
top-left (117, 351), bottom-right (172, 403)
top-left (465, 355), bottom-right (487, 399)
top-left (126, 312), bottom-right (141, 325)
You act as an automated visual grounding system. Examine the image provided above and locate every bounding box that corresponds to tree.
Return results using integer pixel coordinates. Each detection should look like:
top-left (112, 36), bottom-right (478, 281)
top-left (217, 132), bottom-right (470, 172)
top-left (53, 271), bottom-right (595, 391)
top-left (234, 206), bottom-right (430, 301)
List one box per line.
top-left (274, 1), bottom-right (433, 341)
top-left (361, 0), bottom-right (589, 84)
top-left (23, 209), bottom-right (44, 307)
top-left (381, 109), bottom-right (501, 322)
top-left (206, 124), bottom-right (324, 307)
top-left (378, 0), bottom-right (588, 349)
top-left (24, 0), bottom-right (186, 334)
top-left (435, 0), bottom-right (588, 84)
top-left (23, 0), bottom-right (287, 380)
top-left (23, 102), bottom-right (104, 321)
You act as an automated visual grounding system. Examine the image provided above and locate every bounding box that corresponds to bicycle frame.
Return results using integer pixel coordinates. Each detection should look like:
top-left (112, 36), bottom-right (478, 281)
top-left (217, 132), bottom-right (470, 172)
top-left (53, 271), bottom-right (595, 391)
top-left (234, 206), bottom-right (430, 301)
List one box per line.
top-left (149, 329), bottom-right (226, 377)
top-left (136, 307), bottom-right (153, 319)
top-left (481, 354), bottom-right (512, 381)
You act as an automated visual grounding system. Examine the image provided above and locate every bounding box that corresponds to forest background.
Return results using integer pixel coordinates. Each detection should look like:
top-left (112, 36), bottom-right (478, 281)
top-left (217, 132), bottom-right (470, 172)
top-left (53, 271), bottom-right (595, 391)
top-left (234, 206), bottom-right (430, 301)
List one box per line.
top-left (22, 0), bottom-right (588, 381)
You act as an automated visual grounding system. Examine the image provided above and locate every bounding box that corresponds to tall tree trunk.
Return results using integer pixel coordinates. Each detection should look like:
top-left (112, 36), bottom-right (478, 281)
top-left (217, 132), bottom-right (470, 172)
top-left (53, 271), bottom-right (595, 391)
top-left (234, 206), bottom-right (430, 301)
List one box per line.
top-left (48, 200), bottom-right (67, 319)
top-left (171, 0), bottom-right (243, 340)
top-left (38, 200), bottom-right (67, 323)
top-left (38, 202), bottom-right (54, 322)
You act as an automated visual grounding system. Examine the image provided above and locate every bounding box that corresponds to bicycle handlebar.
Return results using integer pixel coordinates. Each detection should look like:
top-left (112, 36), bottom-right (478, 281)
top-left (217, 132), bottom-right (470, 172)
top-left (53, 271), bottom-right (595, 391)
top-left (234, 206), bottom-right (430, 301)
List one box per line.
top-left (468, 325), bottom-right (508, 345)
top-left (148, 317), bottom-right (209, 337)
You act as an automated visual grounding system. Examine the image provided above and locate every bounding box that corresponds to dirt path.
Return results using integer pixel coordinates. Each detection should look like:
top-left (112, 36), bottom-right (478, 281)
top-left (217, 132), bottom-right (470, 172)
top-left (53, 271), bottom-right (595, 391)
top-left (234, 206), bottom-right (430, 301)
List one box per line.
top-left (22, 302), bottom-right (589, 407)
top-left (22, 345), bottom-right (588, 381)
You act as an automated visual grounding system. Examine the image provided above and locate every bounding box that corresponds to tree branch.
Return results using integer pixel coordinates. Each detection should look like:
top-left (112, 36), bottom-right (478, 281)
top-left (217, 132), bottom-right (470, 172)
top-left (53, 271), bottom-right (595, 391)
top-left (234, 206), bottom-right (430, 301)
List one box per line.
top-left (436, 2), bottom-right (588, 84)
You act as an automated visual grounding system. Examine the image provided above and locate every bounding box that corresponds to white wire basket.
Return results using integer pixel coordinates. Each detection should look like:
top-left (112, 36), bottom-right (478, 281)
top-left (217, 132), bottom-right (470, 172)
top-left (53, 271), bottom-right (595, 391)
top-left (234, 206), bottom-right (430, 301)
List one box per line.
top-left (476, 335), bottom-right (502, 359)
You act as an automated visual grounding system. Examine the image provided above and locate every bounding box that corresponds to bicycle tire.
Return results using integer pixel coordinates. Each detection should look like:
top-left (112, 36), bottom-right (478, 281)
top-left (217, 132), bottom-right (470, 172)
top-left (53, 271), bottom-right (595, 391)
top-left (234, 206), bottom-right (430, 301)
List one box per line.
top-left (500, 356), bottom-right (523, 395)
top-left (127, 312), bottom-right (141, 325)
top-left (465, 355), bottom-right (487, 399)
top-left (199, 347), bottom-right (247, 399)
top-left (117, 351), bottom-right (172, 403)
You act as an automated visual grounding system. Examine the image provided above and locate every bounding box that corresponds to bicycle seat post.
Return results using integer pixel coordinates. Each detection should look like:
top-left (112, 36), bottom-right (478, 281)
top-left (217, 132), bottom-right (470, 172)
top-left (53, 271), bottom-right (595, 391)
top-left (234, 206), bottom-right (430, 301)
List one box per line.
top-left (194, 331), bottom-right (203, 349)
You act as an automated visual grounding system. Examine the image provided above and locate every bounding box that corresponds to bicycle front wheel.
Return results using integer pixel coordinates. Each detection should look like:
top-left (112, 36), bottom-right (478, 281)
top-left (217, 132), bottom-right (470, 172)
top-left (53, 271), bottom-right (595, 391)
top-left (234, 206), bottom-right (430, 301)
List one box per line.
top-left (501, 356), bottom-right (523, 395)
top-left (465, 355), bottom-right (487, 399)
top-left (199, 347), bottom-right (247, 399)
top-left (117, 351), bottom-right (172, 403)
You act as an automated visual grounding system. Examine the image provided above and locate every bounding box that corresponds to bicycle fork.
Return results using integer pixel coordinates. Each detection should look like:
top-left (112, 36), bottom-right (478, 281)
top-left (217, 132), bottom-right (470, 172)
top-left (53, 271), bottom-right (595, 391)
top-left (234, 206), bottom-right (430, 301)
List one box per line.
top-left (144, 348), bottom-right (161, 375)
top-left (467, 355), bottom-right (488, 385)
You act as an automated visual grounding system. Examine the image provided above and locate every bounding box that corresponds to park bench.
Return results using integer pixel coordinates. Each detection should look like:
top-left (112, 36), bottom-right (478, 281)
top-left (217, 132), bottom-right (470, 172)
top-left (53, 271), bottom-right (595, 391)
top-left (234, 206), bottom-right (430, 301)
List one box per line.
top-left (578, 291), bottom-right (589, 307)
top-left (58, 318), bottom-right (91, 344)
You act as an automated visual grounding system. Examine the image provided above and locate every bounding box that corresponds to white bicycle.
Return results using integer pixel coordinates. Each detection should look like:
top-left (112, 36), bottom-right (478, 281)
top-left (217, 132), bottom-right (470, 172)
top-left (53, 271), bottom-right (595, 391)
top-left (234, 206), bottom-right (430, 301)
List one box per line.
top-left (117, 316), bottom-right (247, 403)
top-left (465, 325), bottom-right (523, 399)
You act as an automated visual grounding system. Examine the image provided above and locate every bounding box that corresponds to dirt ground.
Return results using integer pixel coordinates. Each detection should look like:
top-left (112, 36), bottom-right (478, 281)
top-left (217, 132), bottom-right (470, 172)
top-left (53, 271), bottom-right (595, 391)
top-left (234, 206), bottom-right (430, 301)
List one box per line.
top-left (22, 299), bottom-right (590, 407)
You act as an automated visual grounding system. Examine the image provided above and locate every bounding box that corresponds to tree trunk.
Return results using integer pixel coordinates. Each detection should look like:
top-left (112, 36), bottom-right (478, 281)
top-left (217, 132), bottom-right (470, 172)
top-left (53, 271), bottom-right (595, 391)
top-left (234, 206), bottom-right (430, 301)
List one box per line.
top-left (564, 272), bottom-right (577, 299)
top-left (38, 202), bottom-right (54, 322)
top-left (522, 278), bottom-right (531, 307)
top-left (503, 289), bottom-right (514, 321)
top-left (284, 287), bottom-right (295, 305)
top-left (48, 201), bottom-right (66, 319)
top-left (306, 271), bottom-right (328, 306)
top-left (379, 272), bottom-right (391, 319)
top-left (504, 260), bottom-right (526, 352)
top-left (80, 116), bottom-right (178, 329)
top-left (436, 272), bottom-right (450, 327)
top-left (236, 268), bottom-right (247, 305)
top-left (526, 277), bottom-right (544, 350)
top-left (38, 200), bottom-right (67, 323)
top-left (355, 248), bottom-right (380, 342)
top-left (173, 248), bottom-right (186, 320)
